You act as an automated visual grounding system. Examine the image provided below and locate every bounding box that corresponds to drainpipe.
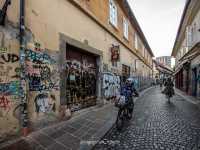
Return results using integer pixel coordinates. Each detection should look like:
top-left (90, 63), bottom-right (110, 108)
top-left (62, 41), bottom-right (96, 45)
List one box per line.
top-left (19, 0), bottom-right (28, 136)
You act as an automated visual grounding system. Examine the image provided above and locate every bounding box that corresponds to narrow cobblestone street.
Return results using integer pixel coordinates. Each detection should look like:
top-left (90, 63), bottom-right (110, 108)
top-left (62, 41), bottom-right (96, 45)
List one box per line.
top-left (94, 87), bottom-right (200, 150)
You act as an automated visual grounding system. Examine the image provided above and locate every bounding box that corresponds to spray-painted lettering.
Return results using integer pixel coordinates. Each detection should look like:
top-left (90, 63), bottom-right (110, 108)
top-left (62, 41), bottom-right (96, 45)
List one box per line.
top-left (25, 49), bottom-right (56, 64)
top-left (0, 96), bottom-right (11, 111)
top-left (0, 53), bottom-right (19, 64)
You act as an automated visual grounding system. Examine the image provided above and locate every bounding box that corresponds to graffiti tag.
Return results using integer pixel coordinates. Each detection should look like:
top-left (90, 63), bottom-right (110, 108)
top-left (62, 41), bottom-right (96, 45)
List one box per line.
top-left (25, 49), bottom-right (56, 64)
top-left (0, 53), bottom-right (19, 64)
top-left (0, 81), bottom-right (20, 95)
top-left (0, 47), bottom-right (7, 54)
top-left (0, 96), bottom-right (11, 111)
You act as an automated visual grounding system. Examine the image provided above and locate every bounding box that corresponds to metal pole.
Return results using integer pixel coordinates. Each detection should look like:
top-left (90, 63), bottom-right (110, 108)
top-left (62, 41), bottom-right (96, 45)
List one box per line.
top-left (19, 0), bottom-right (28, 136)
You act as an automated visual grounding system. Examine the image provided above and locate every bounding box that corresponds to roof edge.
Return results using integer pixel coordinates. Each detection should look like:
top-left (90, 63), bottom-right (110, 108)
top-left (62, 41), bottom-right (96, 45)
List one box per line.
top-left (171, 0), bottom-right (191, 57)
top-left (123, 0), bottom-right (154, 57)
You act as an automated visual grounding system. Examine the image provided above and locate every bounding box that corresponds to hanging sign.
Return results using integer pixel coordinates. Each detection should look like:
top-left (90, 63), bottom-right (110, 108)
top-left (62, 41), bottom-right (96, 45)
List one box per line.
top-left (111, 45), bottom-right (120, 61)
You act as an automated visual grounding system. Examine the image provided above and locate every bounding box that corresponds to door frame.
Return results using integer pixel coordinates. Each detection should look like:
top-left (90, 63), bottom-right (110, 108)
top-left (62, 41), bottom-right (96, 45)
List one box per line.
top-left (59, 33), bottom-right (103, 105)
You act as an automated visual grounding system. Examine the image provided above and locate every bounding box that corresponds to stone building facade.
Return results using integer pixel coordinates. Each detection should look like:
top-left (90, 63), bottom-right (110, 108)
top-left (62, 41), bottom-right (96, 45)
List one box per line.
top-left (156, 56), bottom-right (172, 68)
top-left (172, 0), bottom-right (200, 99)
top-left (0, 0), bottom-right (154, 140)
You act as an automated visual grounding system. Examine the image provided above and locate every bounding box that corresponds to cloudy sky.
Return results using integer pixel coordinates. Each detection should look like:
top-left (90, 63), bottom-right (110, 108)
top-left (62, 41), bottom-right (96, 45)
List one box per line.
top-left (128, 0), bottom-right (186, 57)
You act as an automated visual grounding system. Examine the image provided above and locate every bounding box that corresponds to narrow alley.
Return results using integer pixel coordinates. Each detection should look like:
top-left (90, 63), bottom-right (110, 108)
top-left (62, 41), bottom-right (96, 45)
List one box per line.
top-left (94, 87), bottom-right (200, 150)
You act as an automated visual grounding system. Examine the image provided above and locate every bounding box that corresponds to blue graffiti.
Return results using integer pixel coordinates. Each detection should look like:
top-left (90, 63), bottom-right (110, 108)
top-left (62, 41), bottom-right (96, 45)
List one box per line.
top-left (28, 76), bottom-right (56, 91)
top-left (25, 49), bottom-right (56, 64)
top-left (0, 81), bottom-right (20, 95)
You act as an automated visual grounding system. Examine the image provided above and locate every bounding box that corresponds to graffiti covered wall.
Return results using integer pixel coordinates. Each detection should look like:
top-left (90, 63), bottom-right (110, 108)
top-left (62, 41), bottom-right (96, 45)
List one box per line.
top-left (25, 45), bottom-right (60, 123)
top-left (0, 23), bottom-right (60, 140)
top-left (102, 73), bottom-right (120, 100)
top-left (0, 25), bottom-right (21, 141)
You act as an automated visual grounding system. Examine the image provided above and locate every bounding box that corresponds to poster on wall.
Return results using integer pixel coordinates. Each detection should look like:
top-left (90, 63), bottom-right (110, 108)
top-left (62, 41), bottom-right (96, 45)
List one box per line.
top-left (111, 45), bottom-right (120, 62)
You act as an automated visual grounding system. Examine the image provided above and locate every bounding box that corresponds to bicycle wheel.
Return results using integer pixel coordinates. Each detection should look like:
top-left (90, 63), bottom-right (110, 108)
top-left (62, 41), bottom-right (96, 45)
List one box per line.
top-left (127, 107), bottom-right (133, 120)
top-left (127, 103), bottom-right (134, 120)
top-left (116, 108), bottom-right (124, 131)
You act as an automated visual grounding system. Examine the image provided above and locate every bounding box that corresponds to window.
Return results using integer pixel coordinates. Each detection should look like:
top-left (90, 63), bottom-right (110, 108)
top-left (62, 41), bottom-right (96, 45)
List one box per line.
top-left (109, 0), bottom-right (118, 27)
top-left (134, 33), bottom-right (138, 50)
top-left (123, 17), bottom-right (129, 39)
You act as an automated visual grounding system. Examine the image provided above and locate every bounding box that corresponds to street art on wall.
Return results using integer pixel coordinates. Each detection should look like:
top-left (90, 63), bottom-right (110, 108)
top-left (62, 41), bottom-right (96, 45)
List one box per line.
top-left (0, 50), bottom-right (20, 137)
top-left (25, 44), bottom-right (59, 114)
top-left (0, 50), bottom-right (20, 109)
top-left (34, 93), bottom-right (56, 113)
top-left (0, 96), bottom-right (11, 112)
top-left (0, 27), bottom-right (24, 139)
top-left (0, 53), bottom-right (19, 64)
top-left (102, 73), bottom-right (120, 100)
top-left (25, 48), bottom-right (59, 92)
top-left (66, 58), bottom-right (97, 111)
top-left (0, 81), bottom-right (20, 95)
top-left (25, 49), bottom-right (56, 64)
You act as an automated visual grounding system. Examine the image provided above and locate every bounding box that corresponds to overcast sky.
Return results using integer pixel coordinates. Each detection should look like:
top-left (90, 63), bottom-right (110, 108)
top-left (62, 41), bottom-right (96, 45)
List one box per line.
top-left (128, 0), bottom-right (186, 57)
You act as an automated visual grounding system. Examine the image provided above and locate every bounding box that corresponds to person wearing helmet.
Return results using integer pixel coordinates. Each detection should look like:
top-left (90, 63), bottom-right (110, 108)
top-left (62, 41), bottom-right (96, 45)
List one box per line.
top-left (120, 79), bottom-right (139, 114)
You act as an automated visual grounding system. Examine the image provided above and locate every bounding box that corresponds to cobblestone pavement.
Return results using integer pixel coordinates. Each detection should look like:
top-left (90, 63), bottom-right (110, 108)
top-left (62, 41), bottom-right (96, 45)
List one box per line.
top-left (94, 87), bottom-right (200, 150)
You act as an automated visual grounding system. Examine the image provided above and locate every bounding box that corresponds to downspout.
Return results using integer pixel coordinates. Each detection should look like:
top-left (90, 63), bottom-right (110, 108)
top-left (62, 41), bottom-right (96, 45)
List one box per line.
top-left (19, 0), bottom-right (28, 136)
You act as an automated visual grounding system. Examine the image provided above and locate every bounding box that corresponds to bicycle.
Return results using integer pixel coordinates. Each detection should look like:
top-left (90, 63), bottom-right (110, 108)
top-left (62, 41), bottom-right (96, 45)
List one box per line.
top-left (115, 94), bottom-right (138, 131)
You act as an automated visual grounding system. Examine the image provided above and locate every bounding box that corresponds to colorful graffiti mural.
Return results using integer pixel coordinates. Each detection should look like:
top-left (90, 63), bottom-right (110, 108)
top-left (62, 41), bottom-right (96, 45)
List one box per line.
top-left (25, 49), bottom-right (56, 64)
top-left (25, 48), bottom-right (59, 93)
top-left (34, 93), bottom-right (56, 113)
top-left (0, 81), bottom-right (20, 95)
top-left (25, 44), bottom-right (59, 114)
top-left (66, 52), bottom-right (97, 111)
top-left (102, 73), bottom-right (120, 100)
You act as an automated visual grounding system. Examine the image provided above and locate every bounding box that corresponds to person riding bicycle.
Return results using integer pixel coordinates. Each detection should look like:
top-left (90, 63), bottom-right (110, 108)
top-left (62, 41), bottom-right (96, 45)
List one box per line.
top-left (163, 77), bottom-right (175, 97)
top-left (115, 78), bottom-right (139, 130)
top-left (120, 79), bottom-right (139, 112)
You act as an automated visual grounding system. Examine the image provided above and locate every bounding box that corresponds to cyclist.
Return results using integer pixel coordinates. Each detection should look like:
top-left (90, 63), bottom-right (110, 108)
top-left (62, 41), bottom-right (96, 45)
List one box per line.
top-left (120, 79), bottom-right (139, 115)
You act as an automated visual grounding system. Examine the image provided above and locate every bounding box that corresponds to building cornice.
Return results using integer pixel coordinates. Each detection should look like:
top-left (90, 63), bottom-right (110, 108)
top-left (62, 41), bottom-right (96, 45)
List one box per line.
top-left (68, 0), bottom-right (153, 69)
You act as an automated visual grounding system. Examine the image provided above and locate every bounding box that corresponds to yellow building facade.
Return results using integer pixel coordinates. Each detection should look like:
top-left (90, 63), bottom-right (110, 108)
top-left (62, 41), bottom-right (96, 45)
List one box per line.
top-left (0, 0), bottom-right (154, 140)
